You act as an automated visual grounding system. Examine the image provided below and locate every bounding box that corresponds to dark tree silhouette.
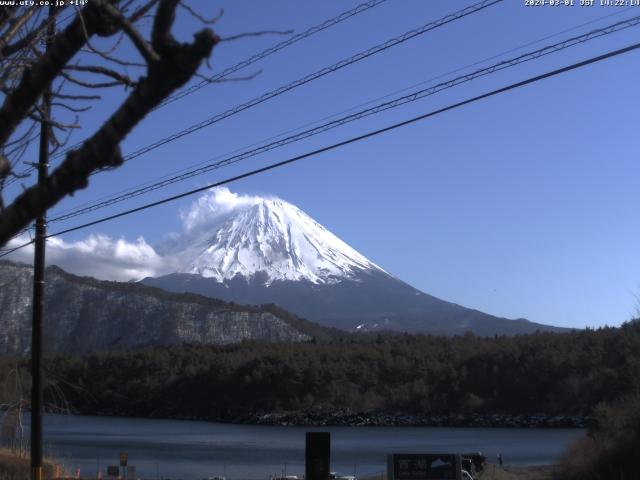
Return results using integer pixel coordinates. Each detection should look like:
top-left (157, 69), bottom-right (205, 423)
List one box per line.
top-left (0, 0), bottom-right (220, 246)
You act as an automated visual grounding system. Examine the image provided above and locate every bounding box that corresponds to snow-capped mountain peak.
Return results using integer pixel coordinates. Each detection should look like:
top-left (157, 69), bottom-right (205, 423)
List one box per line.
top-left (166, 193), bottom-right (384, 285)
top-left (144, 189), bottom-right (563, 336)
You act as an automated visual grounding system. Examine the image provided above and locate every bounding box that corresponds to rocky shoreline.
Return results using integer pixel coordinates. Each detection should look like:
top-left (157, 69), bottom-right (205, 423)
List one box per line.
top-left (233, 410), bottom-right (588, 428)
top-left (23, 406), bottom-right (587, 428)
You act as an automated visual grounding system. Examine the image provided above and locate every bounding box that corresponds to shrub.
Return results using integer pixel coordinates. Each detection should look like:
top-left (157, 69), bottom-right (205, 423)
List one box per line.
top-left (557, 394), bottom-right (640, 480)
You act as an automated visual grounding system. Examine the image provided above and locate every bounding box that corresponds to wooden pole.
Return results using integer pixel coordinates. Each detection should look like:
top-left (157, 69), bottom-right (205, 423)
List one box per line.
top-left (31, 6), bottom-right (55, 480)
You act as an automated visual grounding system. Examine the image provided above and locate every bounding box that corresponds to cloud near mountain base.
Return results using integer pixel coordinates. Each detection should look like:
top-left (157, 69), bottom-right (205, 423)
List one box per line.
top-left (3, 187), bottom-right (267, 281)
top-left (5, 234), bottom-right (173, 281)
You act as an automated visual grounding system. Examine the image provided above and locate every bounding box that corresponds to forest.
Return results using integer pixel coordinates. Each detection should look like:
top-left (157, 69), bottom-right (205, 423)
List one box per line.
top-left (2, 320), bottom-right (639, 423)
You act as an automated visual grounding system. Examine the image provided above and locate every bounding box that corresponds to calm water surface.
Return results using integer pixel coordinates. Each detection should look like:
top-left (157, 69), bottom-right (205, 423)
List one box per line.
top-left (19, 414), bottom-right (585, 479)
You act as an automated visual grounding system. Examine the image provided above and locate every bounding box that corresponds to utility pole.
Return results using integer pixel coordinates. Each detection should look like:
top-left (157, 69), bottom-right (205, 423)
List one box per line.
top-left (31, 6), bottom-right (55, 480)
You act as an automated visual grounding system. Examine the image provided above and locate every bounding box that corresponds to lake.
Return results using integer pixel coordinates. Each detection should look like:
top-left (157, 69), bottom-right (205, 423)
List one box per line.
top-left (8, 413), bottom-right (585, 479)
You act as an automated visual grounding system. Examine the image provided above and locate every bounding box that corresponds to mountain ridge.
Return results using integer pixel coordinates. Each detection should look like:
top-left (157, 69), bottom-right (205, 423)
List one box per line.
top-left (144, 192), bottom-right (567, 336)
top-left (0, 260), bottom-right (338, 355)
top-left (143, 269), bottom-right (567, 336)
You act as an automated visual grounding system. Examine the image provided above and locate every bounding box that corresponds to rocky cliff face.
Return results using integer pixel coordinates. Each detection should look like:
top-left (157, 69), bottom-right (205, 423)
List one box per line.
top-left (0, 261), bottom-right (311, 355)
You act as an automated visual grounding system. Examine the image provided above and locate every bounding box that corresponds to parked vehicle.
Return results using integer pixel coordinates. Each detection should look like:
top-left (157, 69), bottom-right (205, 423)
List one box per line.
top-left (461, 452), bottom-right (486, 474)
top-left (328, 472), bottom-right (356, 480)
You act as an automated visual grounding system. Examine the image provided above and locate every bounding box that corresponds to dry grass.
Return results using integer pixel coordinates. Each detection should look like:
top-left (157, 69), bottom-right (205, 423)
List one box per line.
top-left (1, 449), bottom-right (558, 480)
top-left (0, 447), bottom-right (31, 480)
top-left (477, 464), bottom-right (556, 480)
top-left (0, 447), bottom-right (57, 480)
top-left (360, 464), bottom-right (556, 480)
top-left (0, 447), bottom-right (29, 465)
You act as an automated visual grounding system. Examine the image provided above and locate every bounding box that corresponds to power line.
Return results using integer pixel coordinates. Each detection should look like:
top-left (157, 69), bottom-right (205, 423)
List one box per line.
top-left (45, 6), bottom-right (638, 221)
top-left (6, 0), bottom-right (503, 191)
top-left (156, 0), bottom-right (390, 110)
top-left (0, 239), bottom-right (33, 257)
top-left (8, 0), bottom-right (499, 186)
top-left (43, 0), bottom-right (390, 166)
top-left (116, 0), bottom-right (503, 165)
top-left (339, 4), bottom-right (636, 118)
top-left (1, 8), bottom-right (77, 186)
top-left (41, 14), bottom-right (640, 226)
top-left (6, 0), bottom-right (390, 184)
top-left (3, 38), bottom-right (638, 257)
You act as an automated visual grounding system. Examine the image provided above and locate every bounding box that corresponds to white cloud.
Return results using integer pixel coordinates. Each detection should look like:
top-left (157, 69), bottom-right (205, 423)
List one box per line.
top-left (4, 187), bottom-right (269, 281)
top-left (179, 187), bottom-right (263, 232)
top-left (156, 187), bottom-right (270, 256)
top-left (6, 234), bottom-right (175, 281)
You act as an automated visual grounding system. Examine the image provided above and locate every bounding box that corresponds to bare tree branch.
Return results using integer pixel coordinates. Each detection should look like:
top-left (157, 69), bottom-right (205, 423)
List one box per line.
top-left (0, 0), bottom-right (219, 245)
top-left (28, 108), bottom-right (80, 131)
top-left (179, 2), bottom-right (223, 25)
top-left (219, 30), bottom-right (293, 43)
top-left (129, 0), bottom-right (161, 23)
top-left (80, 31), bottom-right (146, 67)
top-left (194, 68), bottom-right (261, 84)
top-left (100, 0), bottom-right (160, 64)
top-left (52, 92), bottom-right (101, 101)
top-left (64, 65), bottom-right (137, 88)
top-left (3, 121), bottom-right (37, 149)
top-left (0, 10), bottom-right (58, 59)
top-left (151, 0), bottom-right (179, 51)
top-left (73, 2), bottom-right (120, 57)
top-left (50, 122), bottom-right (76, 154)
top-left (0, 8), bottom-right (36, 56)
top-left (80, 30), bottom-right (125, 57)
top-left (0, 154), bottom-right (8, 180)
top-left (0, 7), bottom-right (15, 31)
top-left (4, 169), bottom-right (31, 180)
top-left (51, 102), bottom-right (91, 113)
top-left (59, 70), bottom-right (129, 89)
top-left (0, 1), bottom-right (116, 148)
top-left (48, 115), bottom-right (79, 149)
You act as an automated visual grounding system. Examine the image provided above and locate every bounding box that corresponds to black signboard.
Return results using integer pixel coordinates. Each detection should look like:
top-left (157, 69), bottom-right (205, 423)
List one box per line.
top-left (305, 432), bottom-right (330, 480)
top-left (107, 466), bottom-right (119, 477)
top-left (387, 454), bottom-right (461, 480)
top-left (127, 466), bottom-right (137, 479)
top-left (120, 452), bottom-right (128, 467)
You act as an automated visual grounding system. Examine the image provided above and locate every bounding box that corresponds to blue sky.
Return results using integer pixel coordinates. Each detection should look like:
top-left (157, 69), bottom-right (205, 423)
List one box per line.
top-left (4, 0), bottom-right (640, 328)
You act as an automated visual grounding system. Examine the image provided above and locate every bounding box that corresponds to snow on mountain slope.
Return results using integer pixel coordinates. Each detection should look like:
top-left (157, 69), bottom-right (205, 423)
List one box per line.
top-left (163, 194), bottom-right (385, 285)
top-left (144, 189), bottom-right (568, 335)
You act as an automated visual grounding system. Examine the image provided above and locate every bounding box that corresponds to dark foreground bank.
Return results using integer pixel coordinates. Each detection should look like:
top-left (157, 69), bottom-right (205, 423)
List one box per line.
top-left (361, 465), bottom-right (556, 480)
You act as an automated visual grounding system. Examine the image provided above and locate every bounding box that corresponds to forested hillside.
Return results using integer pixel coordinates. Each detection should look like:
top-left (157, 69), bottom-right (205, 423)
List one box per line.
top-left (2, 321), bottom-right (637, 423)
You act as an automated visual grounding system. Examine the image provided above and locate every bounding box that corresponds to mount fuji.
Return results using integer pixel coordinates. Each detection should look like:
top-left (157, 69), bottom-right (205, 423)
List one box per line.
top-left (164, 197), bottom-right (382, 285)
top-left (143, 191), bottom-right (564, 336)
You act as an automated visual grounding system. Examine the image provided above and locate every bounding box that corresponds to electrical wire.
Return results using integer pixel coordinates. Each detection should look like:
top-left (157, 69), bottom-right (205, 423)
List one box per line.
top-left (1, 7), bottom-right (125, 187)
top-left (3, 38), bottom-right (639, 256)
top-left (10, 0), bottom-right (507, 223)
top-left (4, 0), bottom-right (503, 193)
top-left (43, 0), bottom-right (391, 166)
top-left (116, 0), bottom-right (503, 165)
top-left (44, 5), bottom-right (637, 221)
top-left (7, 0), bottom-right (500, 184)
top-left (4, 0), bottom-right (507, 241)
top-left (157, 0), bottom-right (390, 110)
top-left (41, 13), bottom-right (640, 226)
